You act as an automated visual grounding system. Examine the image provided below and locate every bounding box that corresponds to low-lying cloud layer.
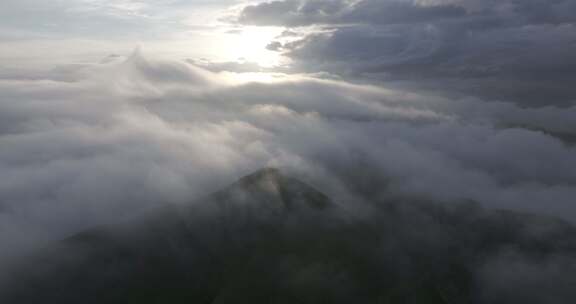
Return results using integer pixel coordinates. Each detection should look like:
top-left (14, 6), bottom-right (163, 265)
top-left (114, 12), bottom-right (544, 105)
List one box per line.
top-left (1, 52), bottom-right (575, 266)
top-left (237, 0), bottom-right (576, 106)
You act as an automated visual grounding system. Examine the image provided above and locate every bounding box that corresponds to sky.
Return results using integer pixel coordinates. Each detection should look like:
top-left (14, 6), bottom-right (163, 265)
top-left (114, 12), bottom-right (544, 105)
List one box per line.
top-left (0, 0), bottom-right (285, 67)
top-left (1, 0), bottom-right (576, 268)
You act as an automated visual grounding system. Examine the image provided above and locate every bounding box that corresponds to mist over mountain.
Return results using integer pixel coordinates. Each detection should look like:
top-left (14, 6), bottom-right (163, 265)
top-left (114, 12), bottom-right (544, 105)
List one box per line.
top-left (0, 52), bottom-right (575, 296)
top-left (3, 168), bottom-right (576, 304)
top-left (1, 0), bottom-right (576, 302)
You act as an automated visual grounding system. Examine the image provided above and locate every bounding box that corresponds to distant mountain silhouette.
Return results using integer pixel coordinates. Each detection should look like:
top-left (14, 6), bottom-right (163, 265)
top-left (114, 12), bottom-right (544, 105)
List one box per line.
top-left (3, 168), bottom-right (576, 304)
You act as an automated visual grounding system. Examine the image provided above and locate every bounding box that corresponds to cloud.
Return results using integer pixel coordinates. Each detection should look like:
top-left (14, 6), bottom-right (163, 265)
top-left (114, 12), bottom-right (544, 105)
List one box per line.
top-left (237, 0), bottom-right (576, 106)
top-left (0, 52), bottom-right (575, 269)
top-left (237, 0), bottom-right (467, 27)
top-left (237, 0), bottom-right (576, 27)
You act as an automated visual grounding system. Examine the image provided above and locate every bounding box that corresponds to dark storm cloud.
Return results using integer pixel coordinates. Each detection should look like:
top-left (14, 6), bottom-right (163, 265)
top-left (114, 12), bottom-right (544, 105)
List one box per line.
top-left (0, 0), bottom-right (238, 40)
top-left (238, 0), bottom-right (576, 27)
top-left (238, 0), bottom-right (467, 26)
top-left (237, 0), bottom-right (576, 106)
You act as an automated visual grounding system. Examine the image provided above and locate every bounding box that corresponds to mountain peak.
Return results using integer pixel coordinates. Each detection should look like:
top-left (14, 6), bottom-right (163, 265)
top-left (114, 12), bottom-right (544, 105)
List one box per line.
top-left (237, 167), bottom-right (282, 186)
top-left (214, 167), bottom-right (333, 212)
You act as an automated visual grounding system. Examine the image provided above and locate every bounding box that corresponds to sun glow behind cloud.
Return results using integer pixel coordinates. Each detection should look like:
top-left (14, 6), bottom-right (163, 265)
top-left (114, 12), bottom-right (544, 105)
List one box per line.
top-left (215, 26), bottom-right (285, 67)
top-left (0, 1), bottom-right (286, 70)
top-left (136, 25), bottom-right (287, 70)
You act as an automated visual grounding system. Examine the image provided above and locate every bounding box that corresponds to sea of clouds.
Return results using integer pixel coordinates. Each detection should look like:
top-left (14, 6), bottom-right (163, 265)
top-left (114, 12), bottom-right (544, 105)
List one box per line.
top-left (1, 50), bottom-right (575, 266)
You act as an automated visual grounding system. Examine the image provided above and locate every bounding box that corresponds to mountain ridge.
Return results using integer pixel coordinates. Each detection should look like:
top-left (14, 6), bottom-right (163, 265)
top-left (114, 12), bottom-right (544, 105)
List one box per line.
top-left (3, 168), bottom-right (576, 304)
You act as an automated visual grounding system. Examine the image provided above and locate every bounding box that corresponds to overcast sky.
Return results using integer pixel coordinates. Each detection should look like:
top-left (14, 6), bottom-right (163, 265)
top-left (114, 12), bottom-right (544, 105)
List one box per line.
top-left (0, 0), bottom-right (284, 66)
top-left (3, 0), bottom-right (576, 105)
top-left (1, 0), bottom-right (576, 269)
